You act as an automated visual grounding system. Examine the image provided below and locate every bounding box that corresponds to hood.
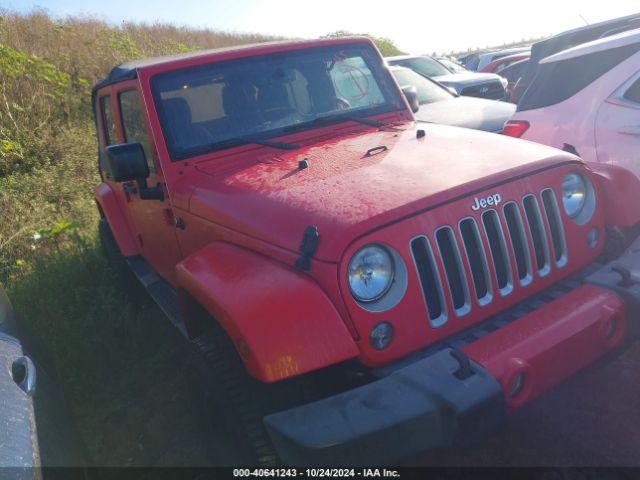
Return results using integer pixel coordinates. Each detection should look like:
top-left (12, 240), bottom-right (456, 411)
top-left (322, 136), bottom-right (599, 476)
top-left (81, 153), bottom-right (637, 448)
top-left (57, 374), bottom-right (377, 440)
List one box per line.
top-left (182, 124), bottom-right (577, 262)
top-left (414, 97), bottom-right (516, 132)
top-left (432, 71), bottom-right (503, 87)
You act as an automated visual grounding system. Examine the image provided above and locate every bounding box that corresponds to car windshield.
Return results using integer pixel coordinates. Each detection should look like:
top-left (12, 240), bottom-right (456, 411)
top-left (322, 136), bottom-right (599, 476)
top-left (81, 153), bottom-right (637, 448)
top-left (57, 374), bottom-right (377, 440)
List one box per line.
top-left (151, 44), bottom-right (404, 160)
top-left (391, 69), bottom-right (453, 105)
top-left (438, 58), bottom-right (466, 73)
top-left (390, 56), bottom-right (451, 77)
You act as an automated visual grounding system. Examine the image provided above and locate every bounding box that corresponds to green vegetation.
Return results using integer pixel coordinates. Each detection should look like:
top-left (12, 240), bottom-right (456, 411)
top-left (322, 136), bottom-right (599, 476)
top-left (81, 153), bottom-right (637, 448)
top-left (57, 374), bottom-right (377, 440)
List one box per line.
top-left (325, 30), bottom-right (406, 56)
top-left (0, 9), bottom-right (278, 465)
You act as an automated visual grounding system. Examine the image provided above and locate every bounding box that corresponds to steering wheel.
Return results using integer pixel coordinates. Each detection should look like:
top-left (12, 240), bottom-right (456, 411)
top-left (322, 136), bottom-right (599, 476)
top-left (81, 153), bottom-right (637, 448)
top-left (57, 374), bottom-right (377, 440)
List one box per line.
top-left (335, 97), bottom-right (351, 110)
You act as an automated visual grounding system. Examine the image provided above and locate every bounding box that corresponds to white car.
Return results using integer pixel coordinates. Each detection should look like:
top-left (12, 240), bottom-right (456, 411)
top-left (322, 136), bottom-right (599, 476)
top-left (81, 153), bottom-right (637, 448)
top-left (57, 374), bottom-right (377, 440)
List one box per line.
top-left (504, 29), bottom-right (640, 177)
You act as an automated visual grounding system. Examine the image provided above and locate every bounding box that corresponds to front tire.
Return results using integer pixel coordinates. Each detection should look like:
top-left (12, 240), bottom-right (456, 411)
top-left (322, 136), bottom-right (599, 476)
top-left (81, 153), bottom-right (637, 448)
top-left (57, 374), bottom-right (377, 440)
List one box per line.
top-left (185, 328), bottom-right (280, 465)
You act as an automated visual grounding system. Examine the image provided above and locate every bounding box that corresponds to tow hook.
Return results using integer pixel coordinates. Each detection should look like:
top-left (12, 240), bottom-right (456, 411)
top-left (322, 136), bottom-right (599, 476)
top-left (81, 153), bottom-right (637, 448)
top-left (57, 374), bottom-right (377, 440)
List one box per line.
top-left (611, 265), bottom-right (635, 288)
top-left (450, 349), bottom-right (474, 380)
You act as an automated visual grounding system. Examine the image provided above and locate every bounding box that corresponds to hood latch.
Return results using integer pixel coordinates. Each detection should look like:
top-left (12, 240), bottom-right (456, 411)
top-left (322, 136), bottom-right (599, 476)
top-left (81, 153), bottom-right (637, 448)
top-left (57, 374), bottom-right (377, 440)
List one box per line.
top-left (295, 225), bottom-right (319, 271)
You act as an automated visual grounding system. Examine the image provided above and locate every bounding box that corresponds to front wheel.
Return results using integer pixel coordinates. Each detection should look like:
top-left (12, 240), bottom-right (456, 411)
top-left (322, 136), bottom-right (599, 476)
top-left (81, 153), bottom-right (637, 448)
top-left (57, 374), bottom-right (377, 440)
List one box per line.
top-left (185, 323), bottom-right (326, 466)
top-left (185, 328), bottom-right (280, 466)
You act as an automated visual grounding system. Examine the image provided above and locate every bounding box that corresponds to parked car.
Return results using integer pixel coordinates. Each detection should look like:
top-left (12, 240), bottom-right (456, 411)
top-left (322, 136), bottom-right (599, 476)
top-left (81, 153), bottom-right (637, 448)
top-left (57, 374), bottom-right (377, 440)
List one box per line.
top-left (435, 56), bottom-right (467, 73)
top-left (504, 29), bottom-right (640, 178)
top-left (511, 12), bottom-right (640, 103)
top-left (0, 286), bottom-right (88, 477)
top-left (501, 59), bottom-right (530, 102)
top-left (458, 50), bottom-right (488, 70)
top-left (390, 65), bottom-right (515, 132)
top-left (94, 35), bottom-right (640, 466)
top-left (387, 54), bottom-right (508, 100)
top-left (480, 53), bottom-right (530, 74)
top-left (475, 47), bottom-right (531, 72)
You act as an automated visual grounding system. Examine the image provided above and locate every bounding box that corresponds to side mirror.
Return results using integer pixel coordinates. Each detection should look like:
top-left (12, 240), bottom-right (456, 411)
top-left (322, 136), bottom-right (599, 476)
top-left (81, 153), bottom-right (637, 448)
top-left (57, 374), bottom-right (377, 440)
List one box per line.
top-left (105, 142), bottom-right (149, 182)
top-left (105, 142), bottom-right (164, 201)
top-left (401, 85), bottom-right (420, 113)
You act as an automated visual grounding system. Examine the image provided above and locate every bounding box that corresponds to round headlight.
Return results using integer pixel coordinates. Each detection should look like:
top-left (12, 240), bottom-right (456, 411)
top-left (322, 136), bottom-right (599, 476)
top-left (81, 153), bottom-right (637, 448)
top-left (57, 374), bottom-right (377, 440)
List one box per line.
top-left (562, 173), bottom-right (587, 218)
top-left (348, 245), bottom-right (394, 302)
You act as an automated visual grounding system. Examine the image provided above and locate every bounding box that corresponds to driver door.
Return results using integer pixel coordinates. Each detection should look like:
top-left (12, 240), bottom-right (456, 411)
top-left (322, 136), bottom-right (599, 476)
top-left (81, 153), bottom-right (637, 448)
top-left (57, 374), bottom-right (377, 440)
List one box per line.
top-left (107, 81), bottom-right (183, 284)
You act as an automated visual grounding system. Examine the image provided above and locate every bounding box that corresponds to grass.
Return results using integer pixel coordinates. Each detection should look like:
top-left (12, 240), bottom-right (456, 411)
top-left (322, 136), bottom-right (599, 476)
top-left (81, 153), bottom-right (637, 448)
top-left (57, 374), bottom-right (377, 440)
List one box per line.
top-left (0, 11), bottom-right (284, 465)
top-left (7, 238), bottom-right (208, 466)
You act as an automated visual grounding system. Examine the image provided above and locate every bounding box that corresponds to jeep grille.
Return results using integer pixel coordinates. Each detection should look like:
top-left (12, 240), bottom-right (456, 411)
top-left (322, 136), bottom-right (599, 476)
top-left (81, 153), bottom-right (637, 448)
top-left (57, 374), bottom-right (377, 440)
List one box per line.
top-left (410, 189), bottom-right (567, 327)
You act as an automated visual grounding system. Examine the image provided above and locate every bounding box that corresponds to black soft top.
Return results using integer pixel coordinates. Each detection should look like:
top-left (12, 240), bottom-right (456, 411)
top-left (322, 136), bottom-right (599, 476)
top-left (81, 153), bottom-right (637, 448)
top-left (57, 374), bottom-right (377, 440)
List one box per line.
top-left (91, 37), bottom-right (371, 94)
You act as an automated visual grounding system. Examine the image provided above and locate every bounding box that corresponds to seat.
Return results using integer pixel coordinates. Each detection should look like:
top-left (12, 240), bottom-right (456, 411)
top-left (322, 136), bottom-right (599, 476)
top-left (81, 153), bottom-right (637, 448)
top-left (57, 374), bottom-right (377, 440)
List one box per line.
top-left (162, 97), bottom-right (211, 151)
top-left (221, 82), bottom-right (264, 132)
top-left (256, 83), bottom-right (295, 123)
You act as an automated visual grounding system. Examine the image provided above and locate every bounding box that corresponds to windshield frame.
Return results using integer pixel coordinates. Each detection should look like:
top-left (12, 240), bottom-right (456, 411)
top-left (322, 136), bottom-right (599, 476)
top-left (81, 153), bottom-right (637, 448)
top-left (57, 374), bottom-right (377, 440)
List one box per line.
top-left (149, 43), bottom-right (406, 161)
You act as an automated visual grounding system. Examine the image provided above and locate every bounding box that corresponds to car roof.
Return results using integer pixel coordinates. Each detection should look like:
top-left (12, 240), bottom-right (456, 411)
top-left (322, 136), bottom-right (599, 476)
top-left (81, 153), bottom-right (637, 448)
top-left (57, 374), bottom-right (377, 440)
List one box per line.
top-left (478, 47), bottom-right (530, 60)
top-left (541, 27), bottom-right (640, 64)
top-left (386, 54), bottom-right (428, 62)
top-left (93, 36), bottom-right (373, 92)
top-left (388, 65), bottom-right (411, 72)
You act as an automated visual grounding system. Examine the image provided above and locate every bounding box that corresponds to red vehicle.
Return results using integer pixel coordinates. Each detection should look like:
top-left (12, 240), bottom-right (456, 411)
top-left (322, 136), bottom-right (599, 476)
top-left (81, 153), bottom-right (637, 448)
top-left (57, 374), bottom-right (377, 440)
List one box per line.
top-left (480, 53), bottom-right (530, 74)
top-left (93, 36), bottom-right (640, 465)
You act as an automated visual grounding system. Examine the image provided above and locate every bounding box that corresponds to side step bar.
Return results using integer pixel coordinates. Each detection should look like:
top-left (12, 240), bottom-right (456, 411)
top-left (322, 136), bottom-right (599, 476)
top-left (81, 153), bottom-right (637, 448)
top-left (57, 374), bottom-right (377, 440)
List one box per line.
top-left (127, 257), bottom-right (188, 338)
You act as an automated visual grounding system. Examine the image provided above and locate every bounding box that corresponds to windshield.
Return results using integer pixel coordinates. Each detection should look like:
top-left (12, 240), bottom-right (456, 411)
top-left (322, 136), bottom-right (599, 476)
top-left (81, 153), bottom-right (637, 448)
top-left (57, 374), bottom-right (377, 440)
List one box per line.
top-left (390, 56), bottom-right (451, 77)
top-left (438, 58), bottom-right (466, 73)
top-left (151, 44), bottom-right (404, 160)
top-left (391, 69), bottom-right (453, 105)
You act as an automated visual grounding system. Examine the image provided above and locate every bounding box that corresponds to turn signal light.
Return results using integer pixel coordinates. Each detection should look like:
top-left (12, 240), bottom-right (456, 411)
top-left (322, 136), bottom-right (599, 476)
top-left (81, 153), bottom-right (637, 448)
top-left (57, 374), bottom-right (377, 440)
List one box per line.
top-left (503, 120), bottom-right (530, 138)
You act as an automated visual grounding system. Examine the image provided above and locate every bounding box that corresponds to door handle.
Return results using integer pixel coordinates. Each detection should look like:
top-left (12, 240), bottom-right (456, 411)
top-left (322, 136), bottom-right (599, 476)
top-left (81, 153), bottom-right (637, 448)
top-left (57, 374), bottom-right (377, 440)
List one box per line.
top-left (618, 126), bottom-right (640, 136)
top-left (122, 181), bottom-right (138, 202)
top-left (12, 356), bottom-right (36, 396)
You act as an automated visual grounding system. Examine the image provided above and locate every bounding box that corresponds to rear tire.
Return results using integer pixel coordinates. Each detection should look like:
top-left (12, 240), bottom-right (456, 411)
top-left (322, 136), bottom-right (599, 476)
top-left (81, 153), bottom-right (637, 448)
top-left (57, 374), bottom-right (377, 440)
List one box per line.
top-left (98, 218), bottom-right (140, 296)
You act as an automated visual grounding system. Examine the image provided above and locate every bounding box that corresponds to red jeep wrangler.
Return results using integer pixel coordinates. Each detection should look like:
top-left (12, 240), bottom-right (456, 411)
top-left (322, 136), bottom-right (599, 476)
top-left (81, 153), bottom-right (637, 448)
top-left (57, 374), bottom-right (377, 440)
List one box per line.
top-left (93, 37), bottom-right (640, 465)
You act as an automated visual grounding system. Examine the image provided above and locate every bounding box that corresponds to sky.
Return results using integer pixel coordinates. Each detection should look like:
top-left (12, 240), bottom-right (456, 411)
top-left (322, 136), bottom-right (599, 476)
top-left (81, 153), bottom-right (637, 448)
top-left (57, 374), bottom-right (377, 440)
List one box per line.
top-left (4, 0), bottom-right (640, 54)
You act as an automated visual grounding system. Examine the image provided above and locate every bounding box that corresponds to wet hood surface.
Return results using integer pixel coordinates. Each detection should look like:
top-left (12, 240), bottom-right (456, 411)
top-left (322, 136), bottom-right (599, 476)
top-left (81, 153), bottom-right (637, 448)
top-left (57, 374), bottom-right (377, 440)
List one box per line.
top-left (183, 123), bottom-right (575, 261)
top-left (414, 97), bottom-right (516, 132)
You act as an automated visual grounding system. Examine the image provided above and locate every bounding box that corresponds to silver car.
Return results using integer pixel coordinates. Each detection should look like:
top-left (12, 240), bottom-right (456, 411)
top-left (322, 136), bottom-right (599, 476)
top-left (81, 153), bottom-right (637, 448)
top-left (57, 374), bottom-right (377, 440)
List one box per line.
top-left (390, 66), bottom-right (515, 133)
top-left (387, 54), bottom-right (508, 100)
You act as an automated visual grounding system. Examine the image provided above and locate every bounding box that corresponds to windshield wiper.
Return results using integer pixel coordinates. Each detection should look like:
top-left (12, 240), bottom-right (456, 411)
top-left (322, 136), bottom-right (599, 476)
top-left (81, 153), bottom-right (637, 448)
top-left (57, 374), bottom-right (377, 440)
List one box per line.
top-left (312, 113), bottom-right (388, 128)
top-left (282, 113), bottom-right (388, 133)
top-left (214, 136), bottom-right (300, 151)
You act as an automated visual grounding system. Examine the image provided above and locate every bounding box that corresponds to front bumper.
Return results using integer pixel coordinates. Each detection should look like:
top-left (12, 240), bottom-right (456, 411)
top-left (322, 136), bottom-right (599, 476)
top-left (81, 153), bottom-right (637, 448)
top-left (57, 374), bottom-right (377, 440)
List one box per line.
top-left (265, 242), bottom-right (640, 465)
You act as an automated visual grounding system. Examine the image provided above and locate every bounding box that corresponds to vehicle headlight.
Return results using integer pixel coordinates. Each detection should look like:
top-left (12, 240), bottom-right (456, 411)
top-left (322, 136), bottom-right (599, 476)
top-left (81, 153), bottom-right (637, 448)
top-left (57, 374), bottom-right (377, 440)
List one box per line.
top-left (561, 172), bottom-right (596, 224)
top-left (562, 173), bottom-right (587, 218)
top-left (348, 245), bottom-right (394, 302)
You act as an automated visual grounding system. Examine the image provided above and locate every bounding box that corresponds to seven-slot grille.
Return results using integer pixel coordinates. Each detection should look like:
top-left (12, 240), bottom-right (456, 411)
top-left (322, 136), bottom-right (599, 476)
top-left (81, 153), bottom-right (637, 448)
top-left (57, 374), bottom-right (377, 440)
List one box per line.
top-left (410, 189), bottom-right (568, 327)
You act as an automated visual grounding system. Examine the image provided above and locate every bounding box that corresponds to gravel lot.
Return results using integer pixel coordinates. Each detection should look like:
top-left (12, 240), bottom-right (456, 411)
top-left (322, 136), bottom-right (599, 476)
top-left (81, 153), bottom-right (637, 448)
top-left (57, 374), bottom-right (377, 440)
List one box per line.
top-left (412, 341), bottom-right (640, 467)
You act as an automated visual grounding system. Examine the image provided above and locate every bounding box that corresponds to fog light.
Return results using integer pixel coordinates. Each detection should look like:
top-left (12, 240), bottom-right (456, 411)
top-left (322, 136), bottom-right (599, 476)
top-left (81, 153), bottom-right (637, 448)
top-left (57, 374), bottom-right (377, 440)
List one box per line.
top-left (370, 322), bottom-right (393, 350)
top-left (587, 228), bottom-right (599, 248)
top-left (508, 372), bottom-right (526, 397)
